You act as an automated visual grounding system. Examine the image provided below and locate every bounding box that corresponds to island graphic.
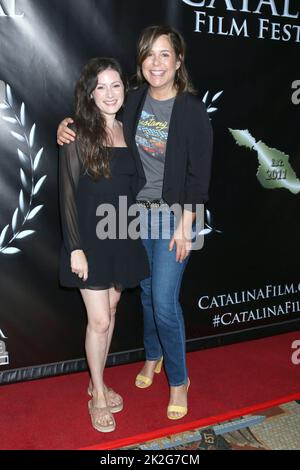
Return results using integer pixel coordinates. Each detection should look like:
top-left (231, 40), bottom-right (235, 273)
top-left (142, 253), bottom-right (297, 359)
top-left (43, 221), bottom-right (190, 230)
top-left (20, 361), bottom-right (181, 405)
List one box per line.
top-left (229, 129), bottom-right (300, 194)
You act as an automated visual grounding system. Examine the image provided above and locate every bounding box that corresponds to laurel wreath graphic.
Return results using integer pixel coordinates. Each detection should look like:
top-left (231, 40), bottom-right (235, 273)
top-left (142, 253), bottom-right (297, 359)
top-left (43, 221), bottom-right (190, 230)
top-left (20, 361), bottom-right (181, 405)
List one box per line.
top-left (0, 83), bottom-right (46, 255)
top-left (200, 90), bottom-right (223, 236)
top-left (199, 209), bottom-right (223, 237)
top-left (202, 89), bottom-right (223, 116)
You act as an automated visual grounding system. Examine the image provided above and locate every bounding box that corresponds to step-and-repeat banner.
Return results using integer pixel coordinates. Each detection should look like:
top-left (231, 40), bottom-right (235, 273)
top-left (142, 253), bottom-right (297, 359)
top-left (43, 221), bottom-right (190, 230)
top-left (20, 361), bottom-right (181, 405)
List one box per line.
top-left (1, 0), bottom-right (299, 382)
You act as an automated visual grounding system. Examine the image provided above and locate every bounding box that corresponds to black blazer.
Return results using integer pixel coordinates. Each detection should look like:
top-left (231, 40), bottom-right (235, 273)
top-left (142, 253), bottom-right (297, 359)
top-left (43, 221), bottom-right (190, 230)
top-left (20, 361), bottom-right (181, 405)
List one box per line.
top-left (123, 84), bottom-right (213, 209)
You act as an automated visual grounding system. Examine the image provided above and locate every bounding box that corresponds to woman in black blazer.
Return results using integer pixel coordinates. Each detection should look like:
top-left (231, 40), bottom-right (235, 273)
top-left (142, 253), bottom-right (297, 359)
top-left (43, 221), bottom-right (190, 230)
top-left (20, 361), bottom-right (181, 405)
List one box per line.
top-left (57, 25), bottom-right (213, 420)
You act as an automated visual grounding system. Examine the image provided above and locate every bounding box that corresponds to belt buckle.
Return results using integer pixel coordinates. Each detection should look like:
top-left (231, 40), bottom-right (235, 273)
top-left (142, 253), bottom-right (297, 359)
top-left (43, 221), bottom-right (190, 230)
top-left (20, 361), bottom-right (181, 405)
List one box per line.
top-left (151, 200), bottom-right (160, 208)
top-left (137, 199), bottom-right (164, 209)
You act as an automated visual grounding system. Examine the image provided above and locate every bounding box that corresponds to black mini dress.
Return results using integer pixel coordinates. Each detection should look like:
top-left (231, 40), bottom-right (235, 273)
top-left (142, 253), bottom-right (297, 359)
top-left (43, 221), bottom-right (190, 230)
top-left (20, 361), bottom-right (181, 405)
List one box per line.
top-left (59, 141), bottom-right (149, 290)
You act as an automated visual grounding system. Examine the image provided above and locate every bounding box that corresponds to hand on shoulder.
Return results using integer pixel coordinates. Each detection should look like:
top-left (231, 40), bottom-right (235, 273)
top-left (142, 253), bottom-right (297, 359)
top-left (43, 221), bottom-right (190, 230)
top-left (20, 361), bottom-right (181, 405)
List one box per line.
top-left (57, 117), bottom-right (76, 146)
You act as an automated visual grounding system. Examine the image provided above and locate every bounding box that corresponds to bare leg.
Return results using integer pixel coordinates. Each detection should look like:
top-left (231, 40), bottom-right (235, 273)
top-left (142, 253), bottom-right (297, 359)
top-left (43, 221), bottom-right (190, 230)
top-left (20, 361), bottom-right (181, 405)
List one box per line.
top-left (105, 286), bottom-right (122, 359)
top-left (88, 286), bottom-right (122, 407)
top-left (104, 287), bottom-right (122, 407)
top-left (80, 288), bottom-right (113, 428)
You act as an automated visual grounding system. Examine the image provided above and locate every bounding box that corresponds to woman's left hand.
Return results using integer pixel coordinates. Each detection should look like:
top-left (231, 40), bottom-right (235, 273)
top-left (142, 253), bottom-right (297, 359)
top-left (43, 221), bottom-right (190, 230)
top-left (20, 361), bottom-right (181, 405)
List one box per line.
top-left (169, 224), bottom-right (192, 263)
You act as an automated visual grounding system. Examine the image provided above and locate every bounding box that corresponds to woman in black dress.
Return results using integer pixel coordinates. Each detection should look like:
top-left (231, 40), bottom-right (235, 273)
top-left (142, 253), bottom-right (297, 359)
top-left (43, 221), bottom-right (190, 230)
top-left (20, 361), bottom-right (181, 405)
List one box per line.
top-left (59, 57), bottom-right (149, 433)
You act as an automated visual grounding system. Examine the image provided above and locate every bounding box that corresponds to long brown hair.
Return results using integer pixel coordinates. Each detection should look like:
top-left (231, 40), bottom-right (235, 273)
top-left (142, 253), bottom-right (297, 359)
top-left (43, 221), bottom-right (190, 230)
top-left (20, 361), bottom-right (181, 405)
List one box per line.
top-left (74, 57), bottom-right (127, 180)
top-left (136, 25), bottom-right (195, 95)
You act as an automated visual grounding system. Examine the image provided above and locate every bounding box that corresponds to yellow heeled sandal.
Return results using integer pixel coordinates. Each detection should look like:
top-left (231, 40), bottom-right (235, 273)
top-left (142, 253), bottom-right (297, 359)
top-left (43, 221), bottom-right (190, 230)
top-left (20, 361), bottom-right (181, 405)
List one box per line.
top-left (135, 357), bottom-right (163, 389)
top-left (167, 378), bottom-right (190, 420)
top-left (154, 357), bottom-right (163, 374)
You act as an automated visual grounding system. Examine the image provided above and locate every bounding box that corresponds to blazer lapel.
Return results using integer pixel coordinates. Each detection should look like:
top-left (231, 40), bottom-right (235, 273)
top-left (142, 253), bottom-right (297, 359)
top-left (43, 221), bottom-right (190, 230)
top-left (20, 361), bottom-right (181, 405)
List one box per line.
top-left (125, 84), bottom-right (148, 181)
top-left (133, 84), bottom-right (148, 138)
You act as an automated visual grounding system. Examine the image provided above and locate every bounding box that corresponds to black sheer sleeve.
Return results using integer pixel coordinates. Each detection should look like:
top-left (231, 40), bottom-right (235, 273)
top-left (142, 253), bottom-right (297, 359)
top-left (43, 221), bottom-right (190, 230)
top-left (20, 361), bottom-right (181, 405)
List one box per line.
top-left (59, 141), bottom-right (83, 254)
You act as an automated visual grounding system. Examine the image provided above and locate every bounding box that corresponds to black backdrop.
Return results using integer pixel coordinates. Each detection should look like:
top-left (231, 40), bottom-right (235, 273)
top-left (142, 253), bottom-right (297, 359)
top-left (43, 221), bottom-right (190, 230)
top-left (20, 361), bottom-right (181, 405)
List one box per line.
top-left (0, 0), bottom-right (299, 383)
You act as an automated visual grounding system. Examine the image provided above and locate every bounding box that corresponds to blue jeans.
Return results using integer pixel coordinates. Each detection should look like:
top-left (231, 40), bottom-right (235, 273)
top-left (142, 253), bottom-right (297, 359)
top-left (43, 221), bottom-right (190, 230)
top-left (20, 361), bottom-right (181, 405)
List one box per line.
top-left (139, 205), bottom-right (189, 386)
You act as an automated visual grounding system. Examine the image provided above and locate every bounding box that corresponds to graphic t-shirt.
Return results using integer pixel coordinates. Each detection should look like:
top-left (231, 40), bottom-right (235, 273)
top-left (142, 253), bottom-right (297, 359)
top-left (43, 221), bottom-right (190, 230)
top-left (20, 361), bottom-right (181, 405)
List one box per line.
top-left (135, 93), bottom-right (175, 201)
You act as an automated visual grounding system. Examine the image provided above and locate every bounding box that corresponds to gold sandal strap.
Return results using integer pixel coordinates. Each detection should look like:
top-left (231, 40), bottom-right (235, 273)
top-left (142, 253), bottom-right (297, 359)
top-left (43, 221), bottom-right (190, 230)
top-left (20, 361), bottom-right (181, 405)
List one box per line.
top-left (135, 374), bottom-right (152, 385)
top-left (167, 405), bottom-right (187, 413)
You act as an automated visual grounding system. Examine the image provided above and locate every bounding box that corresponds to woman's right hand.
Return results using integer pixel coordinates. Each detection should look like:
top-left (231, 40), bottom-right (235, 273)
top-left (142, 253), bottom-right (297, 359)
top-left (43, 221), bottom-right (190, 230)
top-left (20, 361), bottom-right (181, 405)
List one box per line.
top-left (71, 250), bottom-right (88, 281)
top-left (57, 117), bottom-right (76, 145)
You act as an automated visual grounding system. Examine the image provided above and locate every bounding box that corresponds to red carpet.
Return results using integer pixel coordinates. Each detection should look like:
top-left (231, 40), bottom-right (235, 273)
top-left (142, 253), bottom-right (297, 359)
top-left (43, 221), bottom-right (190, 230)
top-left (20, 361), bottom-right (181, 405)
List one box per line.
top-left (1, 331), bottom-right (300, 450)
